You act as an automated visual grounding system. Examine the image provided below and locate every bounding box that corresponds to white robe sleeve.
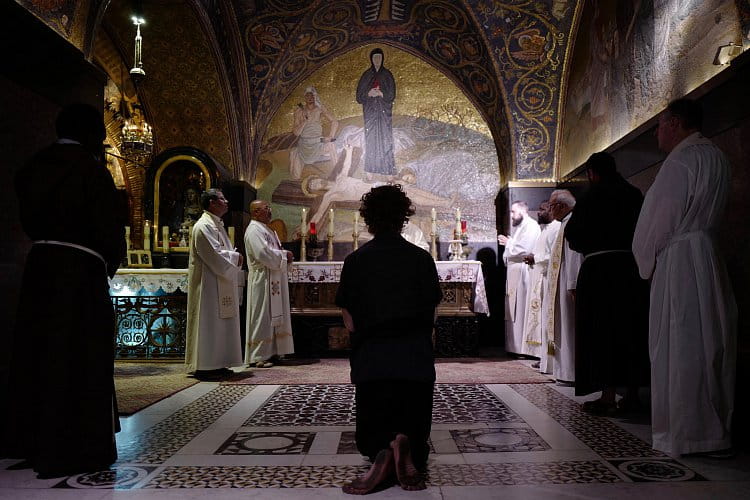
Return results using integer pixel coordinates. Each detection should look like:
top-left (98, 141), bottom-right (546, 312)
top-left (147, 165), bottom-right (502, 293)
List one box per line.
top-left (632, 156), bottom-right (690, 280)
top-left (504, 218), bottom-right (540, 265)
top-left (564, 241), bottom-right (582, 291)
top-left (245, 224), bottom-right (287, 270)
top-left (194, 223), bottom-right (240, 278)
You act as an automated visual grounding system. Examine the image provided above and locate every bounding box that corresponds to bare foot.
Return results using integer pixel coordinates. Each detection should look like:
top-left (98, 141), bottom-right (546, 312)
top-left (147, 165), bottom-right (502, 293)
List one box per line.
top-left (342, 448), bottom-right (394, 495)
top-left (390, 433), bottom-right (426, 491)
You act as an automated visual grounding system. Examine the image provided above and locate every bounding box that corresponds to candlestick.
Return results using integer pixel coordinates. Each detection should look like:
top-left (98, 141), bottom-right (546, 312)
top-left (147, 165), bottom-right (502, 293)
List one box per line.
top-left (144, 220), bottom-right (151, 251)
top-left (328, 208), bottom-right (335, 236)
top-left (162, 226), bottom-right (170, 253)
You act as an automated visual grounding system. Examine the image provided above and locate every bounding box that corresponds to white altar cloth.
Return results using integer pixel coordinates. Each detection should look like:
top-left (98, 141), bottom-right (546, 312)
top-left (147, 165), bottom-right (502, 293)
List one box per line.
top-left (289, 261), bottom-right (489, 315)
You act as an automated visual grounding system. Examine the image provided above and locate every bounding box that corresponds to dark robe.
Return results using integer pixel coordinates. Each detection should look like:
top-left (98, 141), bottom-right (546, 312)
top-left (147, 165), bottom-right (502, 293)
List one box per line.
top-left (5, 142), bottom-right (126, 477)
top-left (336, 233), bottom-right (441, 469)
top-left (565, 174), bottom-right (650, 396)
top-left (356, 59), bottom-right (396, 176)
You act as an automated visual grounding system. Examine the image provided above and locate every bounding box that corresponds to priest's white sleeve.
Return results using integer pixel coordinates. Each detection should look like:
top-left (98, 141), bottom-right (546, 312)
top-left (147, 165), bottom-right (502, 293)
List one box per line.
top-left (632, 156), bottom-right (690, 280)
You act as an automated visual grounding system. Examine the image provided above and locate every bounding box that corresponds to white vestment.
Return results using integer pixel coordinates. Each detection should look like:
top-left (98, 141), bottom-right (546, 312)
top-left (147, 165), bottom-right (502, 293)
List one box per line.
top-left (185, 211), bottom-right (243, 372)
top-left (633, 133), bottom-right (736, 456)
top-left (244, 220), bottom-right (295, 365)
top-left (545, 214), bottom-right (582, 381)
top-left (402, 222), bottom-right (429, 251)
top-left (521, 220), bottom-right (561, 358)
top-left (503, 215), bottom-right (541, 354)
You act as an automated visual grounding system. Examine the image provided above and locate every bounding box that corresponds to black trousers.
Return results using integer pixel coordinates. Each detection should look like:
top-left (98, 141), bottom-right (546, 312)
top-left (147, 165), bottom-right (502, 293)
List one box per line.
top-left (354, 380), bottom-right (434, 470)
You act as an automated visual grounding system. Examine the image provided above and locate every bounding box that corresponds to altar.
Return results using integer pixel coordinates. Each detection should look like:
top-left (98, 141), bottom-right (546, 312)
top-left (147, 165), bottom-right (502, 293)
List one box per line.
top-left (288, 260), bottom-right (488, 357)
top-left (110, 261), bottom-right (488, 359)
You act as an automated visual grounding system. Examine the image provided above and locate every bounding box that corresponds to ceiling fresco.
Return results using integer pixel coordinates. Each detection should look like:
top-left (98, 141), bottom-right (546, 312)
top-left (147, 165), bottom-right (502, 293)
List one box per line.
top-left (238, 0), bottom-right (513, 180)
top-left (16, 0), bottom-right (750, 183)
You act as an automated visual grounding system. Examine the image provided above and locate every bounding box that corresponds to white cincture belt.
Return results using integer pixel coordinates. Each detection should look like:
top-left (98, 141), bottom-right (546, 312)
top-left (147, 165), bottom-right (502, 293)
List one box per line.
top-left (583, 249), bottom-right (631, 262)
top-left (33, 240), bottom-right (109, 286)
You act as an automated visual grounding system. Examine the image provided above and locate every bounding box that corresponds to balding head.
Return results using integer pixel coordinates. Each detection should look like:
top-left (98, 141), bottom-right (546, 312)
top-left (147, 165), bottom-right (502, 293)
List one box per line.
top-left (250, 200), bottom-right (272, 224)
top-left (549, 189), bottom-right (575, 221)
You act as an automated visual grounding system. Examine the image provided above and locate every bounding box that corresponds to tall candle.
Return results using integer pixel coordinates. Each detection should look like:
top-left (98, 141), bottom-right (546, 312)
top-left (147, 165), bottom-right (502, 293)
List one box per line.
top-left (125, 226), bottom-right (131, 250)
top-left (301, 207), bottom-right (308, 234)
top-left (228, 227), bottom-right (235, 247)
top-left (328, 208), bottom-right (334, 235)
top-left (353, 211), bottom-right (359, 232)
top-left (430, 208), bottom-right (437, 234)
top-left (144, 220), bottom-right (151, 251)
top-left (454, 208), bottom-right (461, 236)
top-left (162, 226), bottom-right (170, 253)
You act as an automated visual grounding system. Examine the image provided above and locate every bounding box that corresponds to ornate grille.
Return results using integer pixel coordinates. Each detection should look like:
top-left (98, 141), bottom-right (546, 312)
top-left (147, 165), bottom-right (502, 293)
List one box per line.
top-left (113, 293), bottom-right (186, 359)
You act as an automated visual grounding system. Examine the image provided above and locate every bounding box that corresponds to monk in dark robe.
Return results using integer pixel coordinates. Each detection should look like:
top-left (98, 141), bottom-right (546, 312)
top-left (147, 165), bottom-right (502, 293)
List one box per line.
top-left (565, 152), bottom-right (650, 415)
top-left (336, 185), bottom-right (441, 494)
top-left (356, 48), bottom-right (396, 178)
top-left (5, 103), bottom-right (126, 478)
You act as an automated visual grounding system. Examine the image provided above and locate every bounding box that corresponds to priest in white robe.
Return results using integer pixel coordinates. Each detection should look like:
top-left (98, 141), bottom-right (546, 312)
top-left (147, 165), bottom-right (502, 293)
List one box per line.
top-left (185, 189), bottom-right (244, 378)
top-left (245, 200), bottom-right (295, 368)
top-left (633, 99), bottom-right (736, 456)
top-left (546, 190), bottom-right (582, 382)
top-left (499, 201), bottom-right (541, 355)
top-left (521, 202), bottom-right (561, 360)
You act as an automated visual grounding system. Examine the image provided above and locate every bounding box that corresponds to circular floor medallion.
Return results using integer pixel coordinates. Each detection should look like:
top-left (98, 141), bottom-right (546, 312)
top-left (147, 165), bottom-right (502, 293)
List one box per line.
top-left (617, 460), bottom-right (695, 482)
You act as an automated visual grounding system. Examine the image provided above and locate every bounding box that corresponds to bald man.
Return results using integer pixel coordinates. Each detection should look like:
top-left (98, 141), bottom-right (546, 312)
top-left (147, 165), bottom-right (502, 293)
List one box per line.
top-left (244, 201), bottom-right (295, 367)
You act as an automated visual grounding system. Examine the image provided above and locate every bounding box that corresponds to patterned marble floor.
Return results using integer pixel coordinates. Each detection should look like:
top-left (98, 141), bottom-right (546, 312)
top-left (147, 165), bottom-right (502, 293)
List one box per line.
top-left (2, 375), bottom-right (750, 499)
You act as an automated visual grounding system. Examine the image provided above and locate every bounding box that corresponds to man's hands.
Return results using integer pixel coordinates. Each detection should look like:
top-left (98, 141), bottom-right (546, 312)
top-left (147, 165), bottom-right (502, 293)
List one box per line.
top-left (498, 234), bottom-right (509, 246)
top-left (237, 254), bottom-right (244, 268)
top-left (367, 88), bottom-right (384, 98)
top-left (286, 250), bottom-right (295, 263)
top-left (523, 254), bottom-right (535, 265)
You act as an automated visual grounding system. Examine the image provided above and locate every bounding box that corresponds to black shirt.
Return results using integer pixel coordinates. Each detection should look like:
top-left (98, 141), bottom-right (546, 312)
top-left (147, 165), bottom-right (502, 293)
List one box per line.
top-left (336, 232), bottom-right (442, 383)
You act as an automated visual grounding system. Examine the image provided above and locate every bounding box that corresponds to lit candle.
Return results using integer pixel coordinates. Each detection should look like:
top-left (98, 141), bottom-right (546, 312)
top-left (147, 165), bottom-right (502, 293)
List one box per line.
top-left (301, 207), bottom-right (308, 234)
top-left (144, 220), bottom-right (151, 251)
top-left (162, 226), bottom-right (170, 253)
top-left (329, 208), bottom-right (334, 235)
top-left (353, 211), bottom-right (359, 232)
top-left (431, 208), bottom-right (437, 234)
top-left (461, 220), bottom-right (467, 234)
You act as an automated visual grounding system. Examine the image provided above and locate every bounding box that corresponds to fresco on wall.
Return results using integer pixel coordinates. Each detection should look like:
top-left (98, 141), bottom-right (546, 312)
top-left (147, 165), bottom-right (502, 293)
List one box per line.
top-left (560, 0), bottom-right (743, 176)
top-left (256, 45), bottom-right (499, 248)
top-left (18, 0), bottom-right (83, 45)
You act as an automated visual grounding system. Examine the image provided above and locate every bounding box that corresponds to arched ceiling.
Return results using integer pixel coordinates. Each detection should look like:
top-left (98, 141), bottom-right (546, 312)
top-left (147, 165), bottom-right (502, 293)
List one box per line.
top-left (23, 0), bottom-right (584, 183)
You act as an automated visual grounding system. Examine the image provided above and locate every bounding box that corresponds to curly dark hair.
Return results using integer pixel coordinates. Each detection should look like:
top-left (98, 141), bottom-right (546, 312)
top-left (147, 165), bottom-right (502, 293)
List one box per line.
top-left (359, 184), bottom-right (415, 235)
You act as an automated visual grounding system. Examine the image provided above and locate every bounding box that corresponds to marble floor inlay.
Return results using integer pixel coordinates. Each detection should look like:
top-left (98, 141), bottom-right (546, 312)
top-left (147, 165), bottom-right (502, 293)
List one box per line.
top-left (4, 376), bottom-right (747, 498)
top-left (608, 459), bottom-right (706, 482)
top-left (336, 431), bottom-right (435, 454)
top-left (215, 431), bottom-right (315, 455)
top-left (245, 384), bottom-right (520, 427)
top-left (142, 461), bottom-right (622, 488)
top-left (117, 385), bottom-right (255, 464)
top-left (510, 384), bottom-right (664, 459)
top-left (450, 427), bottom-right (550, 453)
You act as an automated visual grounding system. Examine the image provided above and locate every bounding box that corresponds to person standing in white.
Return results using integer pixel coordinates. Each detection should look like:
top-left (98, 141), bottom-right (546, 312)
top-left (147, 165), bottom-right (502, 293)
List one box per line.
top-left (244, 200), bottom-right (295, 368)
top-left (185, 189), bottom-right (244, 379)
top-left (499, 201), bottom-right (541, 356)
top-left (633, 99), bottom-right (737, 457)
top-left (546, 190), bottom-right (582, 383)
top-left (521, 202), bottom-right (561, 361)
